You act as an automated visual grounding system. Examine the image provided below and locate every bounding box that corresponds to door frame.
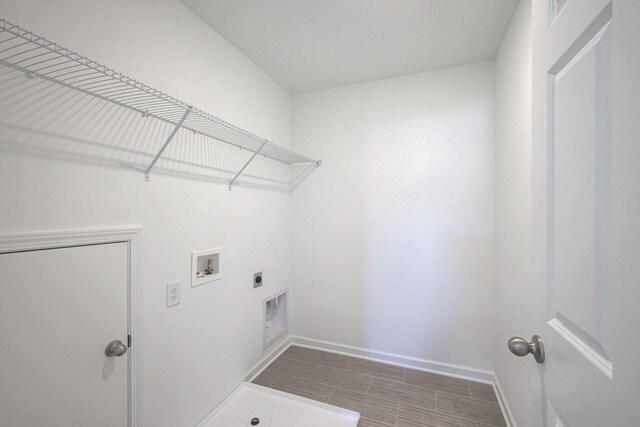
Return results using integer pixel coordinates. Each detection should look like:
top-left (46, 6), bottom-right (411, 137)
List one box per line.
top-left (0, 226), bottom-right (142, 427)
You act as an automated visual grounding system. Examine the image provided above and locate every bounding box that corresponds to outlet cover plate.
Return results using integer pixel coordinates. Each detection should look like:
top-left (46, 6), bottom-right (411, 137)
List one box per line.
top-left (254, 272), bottom-right (263, 288)
top-left (166, 280), bottom-right (181, 308)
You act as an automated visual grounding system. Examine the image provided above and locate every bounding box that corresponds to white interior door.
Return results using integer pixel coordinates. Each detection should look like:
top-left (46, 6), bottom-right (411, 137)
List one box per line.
top-left (531, 0), bottom-right (640, 425)
top-left (0, 242), bottom-right (129, 426)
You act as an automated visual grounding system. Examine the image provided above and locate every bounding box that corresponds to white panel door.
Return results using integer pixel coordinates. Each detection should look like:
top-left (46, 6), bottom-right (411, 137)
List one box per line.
top-left (531, 0), bottom-right (640, 426)
top-left (0, 242), bottom-right (129, 426)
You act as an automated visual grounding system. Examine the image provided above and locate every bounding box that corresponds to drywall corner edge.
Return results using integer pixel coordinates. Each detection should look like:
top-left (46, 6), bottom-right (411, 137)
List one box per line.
top-left (192, 335), bottom-right (294, 426)
top-left (493, 373), bottom-right (517, 427)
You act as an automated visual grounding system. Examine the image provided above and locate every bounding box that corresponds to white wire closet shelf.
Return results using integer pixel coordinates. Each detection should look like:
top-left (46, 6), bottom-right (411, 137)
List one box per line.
top-left (0, 19), bottom-right (321, 191)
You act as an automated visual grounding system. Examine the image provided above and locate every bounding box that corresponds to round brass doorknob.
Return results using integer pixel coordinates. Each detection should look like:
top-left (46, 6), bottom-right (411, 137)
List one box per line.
top-left (508, 335), bottom-right (545, 364)
top-left (105, 340), bottom-right (127, 357)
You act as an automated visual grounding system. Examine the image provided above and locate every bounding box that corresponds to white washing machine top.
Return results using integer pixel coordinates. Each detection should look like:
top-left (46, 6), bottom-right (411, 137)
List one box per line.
top-left (199, 382), bottom-right (360, 427)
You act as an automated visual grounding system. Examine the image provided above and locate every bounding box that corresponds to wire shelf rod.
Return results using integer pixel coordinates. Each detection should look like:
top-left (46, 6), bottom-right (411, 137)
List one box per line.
top-left (92, 80), bottom-right (150, 94)
top-left (143, 107), bottom-right (192, 181)
top-left (290, 162), bottom-right (322, 191)
top-left (54, 69), bottom-right (105, 82)
top-left (60, 75), bottom-right (118, 89)
top-left (75, 79), bottom-right (126, 91)
top-left (76, 82), bottom-right (129, 94)
top-left (228, 142), bottom-right (267, 190)
top-left (52, 73), bottom-right (107, 86)
top-left (61, 71), bottom-right (117, 84)
top-left (95, 86), bottom-right (144, 98)
top-left (2, 44), bottom-right (42, 61)
top-left (32, 60), bottom-right (84, 75)
top-left (0, 40), bottom-right (30, 55)
top-left (0, 35), bottom-right (19, 46)
top-left (38, 63), bottom-right (96, 77)
top-left (106, 94), bottom-right (163, 106)
top-left (0, 58), bottom-right (174, 123)
top-left (13, 54), bottom-right (63, 70)
top-left (0, 18), bottom-right (321, 190)
top-left (129, 102), bottom-right (181, 111)
top-left (9, 50), bottom-right (53, 66)
top-left (112, 95), bottom-right (172, 106)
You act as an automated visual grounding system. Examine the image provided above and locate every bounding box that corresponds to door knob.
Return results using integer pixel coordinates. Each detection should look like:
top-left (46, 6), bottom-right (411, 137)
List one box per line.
top-left (508, 335), bottom-right (545, 364)
top-left (105, 340), bottom-right (127, 357)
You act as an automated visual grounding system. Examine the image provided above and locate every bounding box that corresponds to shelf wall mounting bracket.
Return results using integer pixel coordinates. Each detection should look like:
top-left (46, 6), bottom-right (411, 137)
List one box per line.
top-left (228, 141), bottom-right (268, 190)
top-left (144, 106), bottom-right (192, 181)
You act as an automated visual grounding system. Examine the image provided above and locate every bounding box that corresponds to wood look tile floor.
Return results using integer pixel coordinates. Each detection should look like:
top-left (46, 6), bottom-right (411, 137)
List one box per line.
top-left (253, 346), bottom-right (506, 427)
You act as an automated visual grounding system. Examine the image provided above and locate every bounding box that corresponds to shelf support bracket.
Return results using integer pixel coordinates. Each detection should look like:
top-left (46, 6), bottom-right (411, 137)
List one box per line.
top-left (289, 161), bottom-right (322, 192)
top-left (228, 142), bottom-right (267, 190)
top-left (144, 107), bottom-right (192, 181)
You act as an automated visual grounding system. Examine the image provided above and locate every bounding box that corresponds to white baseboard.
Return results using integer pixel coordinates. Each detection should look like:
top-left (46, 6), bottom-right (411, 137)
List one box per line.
top-left (207, 335), bottom-right (516, 427)
top-left (289, 335), bottom-right (494, 383)
top-left (244, 335), bottom-right (294, 382)
top-left (493, 373), bottom-right (517, 427)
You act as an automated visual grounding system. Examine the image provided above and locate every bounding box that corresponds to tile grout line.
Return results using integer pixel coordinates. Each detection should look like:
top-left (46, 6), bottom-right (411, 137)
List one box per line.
top-left (309, 364), bottom-right (320, 379)
top-left (327, 386), bottom-right (336, 403)
top-left (394, 401), bottom-right (400, 427)
top-left (270, 373), bottom-right (281, 387)
top-left (466, 383), bottom-right (501, 405)
top-left (437, 388), bottom-right (503, 403)
top-left (435, 390), bottom-right (503, 427)
top-left (269, 347), bottom-right (505, 427)
top-left (434, 390), bottom-right (507, 427)
top-left (345, 356), bottom-right (353, 372)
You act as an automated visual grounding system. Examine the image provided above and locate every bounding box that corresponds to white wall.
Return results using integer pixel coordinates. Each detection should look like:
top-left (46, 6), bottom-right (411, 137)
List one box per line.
top-left (0, 0), bottom-right (546, 423)
top-left (290, 62), bottom-right (497, 371)
top-left (494, 1), bottom-right (542, 425)
top-left (0, 1), bottom-right (292, 425)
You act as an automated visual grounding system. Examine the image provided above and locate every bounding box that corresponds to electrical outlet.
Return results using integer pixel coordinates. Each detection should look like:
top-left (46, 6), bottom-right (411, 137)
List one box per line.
top-left (166, 280), bottom-right (181, 308)
top-left (253, 272), bottom-right (263, 288)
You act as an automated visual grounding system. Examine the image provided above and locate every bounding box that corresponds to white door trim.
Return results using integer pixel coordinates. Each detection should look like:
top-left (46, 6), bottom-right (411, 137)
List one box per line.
top-left (0, 226), bottom-right (142, 427)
